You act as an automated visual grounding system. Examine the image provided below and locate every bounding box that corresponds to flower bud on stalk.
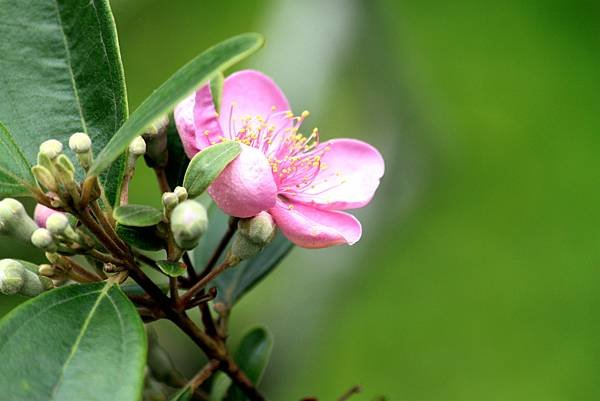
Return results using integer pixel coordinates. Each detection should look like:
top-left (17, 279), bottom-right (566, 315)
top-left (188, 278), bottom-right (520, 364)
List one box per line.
top-left (46, 213), bottom-right (80, 242)
top-left (39, 139), bottom-right (63, 160)
top-left (0, 198), bottom-right (38, 243)
top-left (173, 186), bottom-right (188, 203)
top-left (170, 200), bottom-right (208, 250)
top-left (32, 165), bottom-right (58, 193)
top-left (162, 192), bottom-right (179, 218)
top-left (142, 115), bottom-right (169, 168)
top-left (230, 212), bottom-right (276, 261)
top-left (31, 228), bottom-right (57, 252)
top-left (69, 132), bottom-right (93, 170)
top-left (0, 259), bottom-right (52, 297)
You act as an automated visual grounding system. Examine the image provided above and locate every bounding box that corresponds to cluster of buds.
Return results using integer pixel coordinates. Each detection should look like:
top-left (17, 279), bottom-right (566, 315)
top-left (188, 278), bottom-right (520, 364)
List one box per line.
top-left (229, 212), bottom-right (276, 262)
top-left (0, 259), bottom-right (53, 297)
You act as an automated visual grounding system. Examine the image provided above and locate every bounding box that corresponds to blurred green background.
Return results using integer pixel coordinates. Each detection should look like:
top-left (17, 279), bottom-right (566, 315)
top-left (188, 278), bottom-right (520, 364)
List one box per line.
top-left (2, 0), bottom-right (600, 400)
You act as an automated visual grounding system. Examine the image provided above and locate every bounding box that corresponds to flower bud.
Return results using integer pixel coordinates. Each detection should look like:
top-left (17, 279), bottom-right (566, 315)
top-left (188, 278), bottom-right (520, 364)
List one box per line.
top-left (129, 136), bottom-right (147, 157)
top-left (162, 192), bottom-right (179, 215)
top-left (68, 132), bottom-right (92, 153)
top-left (0, 259), bottom-right (50, 296)
top-left (0, 198), bottom-right (38, 242)
top-left (173, 186), bottom-right (188, 203)
top-left (31, 228), bottom-right (57, 252)
top-left (238, 212), bottom-right (276, 246)
top-left (54, 154), bottom-right (75, 183)
top-left (142, 115), bottom-right (169, 168)
top-left (34, 204), bottom-right (62, 228)
top-left (32, 165), bottom-right (58, 192)
top-left (69, 132), bottom-right (93, 170)
top-left (38, 264), bottom-right (57, 278)
top-left (170, 200), bottom-right (208, 250)
top-left (46, 213), bottom-right (69, 234)
top-left (39, 139), bottom-right (63, 160)
top-left (230, 234), bottom-right (263, 261)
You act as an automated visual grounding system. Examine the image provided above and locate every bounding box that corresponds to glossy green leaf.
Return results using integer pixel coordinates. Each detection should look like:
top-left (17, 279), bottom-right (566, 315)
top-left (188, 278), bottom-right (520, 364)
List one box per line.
top-left (0, 0), bottom-right (128, 205)
top-left (192, 205), bottom-right (294, 307)
top-left (0, 281), bottom-right (146, 401)
top-left (114, 204), bottom-right (163, 227)
top-left (183, 141), bottom-right (241, 198)
top-left (209, 373), bottom-right (232, 401)
top-left (156, 260), bottom-right (187, 277)
top-left (90, 33), bottom-right (263, 176)
top-left (222, 327), bottom-right (273, 401)
top-left (116, 224), bottom-right (165, 251)
top-left (0, 122), bottom-right (36, 197)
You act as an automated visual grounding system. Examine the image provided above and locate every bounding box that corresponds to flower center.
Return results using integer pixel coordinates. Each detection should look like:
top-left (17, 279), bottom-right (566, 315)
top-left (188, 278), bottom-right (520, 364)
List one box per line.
top-left (227, 105), bottom-right (330, 195)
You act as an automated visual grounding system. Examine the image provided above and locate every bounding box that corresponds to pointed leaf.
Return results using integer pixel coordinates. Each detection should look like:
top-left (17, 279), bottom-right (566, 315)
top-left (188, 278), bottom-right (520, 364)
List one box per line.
top-left (183, 141), bottom-right (241, 198)
top-left (90, 33), bottom-right (263, 176)
top-left (0, 281), bottom-right (147, 401)
top-left (114, 204), bottom-right (163, 227)
top-left (210, 72), bottom-right (225, 113)
top-left (0, 122), bottom-right (36, 196)
top-left (0, 0), bottom-right (128, 205)
top-left (165, 116), bottom-right (190, 189)
top-left (157, 260), bottom-right (187, 277)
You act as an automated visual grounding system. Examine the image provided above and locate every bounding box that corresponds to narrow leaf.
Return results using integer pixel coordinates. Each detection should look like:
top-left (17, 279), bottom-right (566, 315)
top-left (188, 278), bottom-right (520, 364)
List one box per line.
top-left (157, 260), bottom-right (187, 277)
top-left (210, 72), bottom-right (225, 113)
top-left (0, 122), bottom-right (36, 196)
top-left (90, 33), bottom-right (263, 176)
top-left (114, 204), bottom-right (163, 227)
top-left (0, 281), bottom-right (147, 401)
top-left (0, 0), bottom-right (128, 205)
top-left (165, 116), bottom-right (190, 189)
top-left (183, 141), bottom-right (241, 198)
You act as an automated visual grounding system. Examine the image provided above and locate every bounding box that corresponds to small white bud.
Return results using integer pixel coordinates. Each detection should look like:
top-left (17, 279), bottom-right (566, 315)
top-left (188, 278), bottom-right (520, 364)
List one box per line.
top-left (39, 139), bottom-right (63, 160)
top-left (0, 198), bottom-right (38, 242)
top-left (128, 136), bottom-right (147, 157)
top-left (170, 200), bottom-right (208, 250)
top-left (46, 213), bottom-right (69, 235)
top-left (31, 228), bottom-right (57, 252)
top-left (173, 186), bottom-right (188, 203)
top-left (68, 132), bottom-right (92, 153)
top-left (162, 192), bottom-right (179, 214)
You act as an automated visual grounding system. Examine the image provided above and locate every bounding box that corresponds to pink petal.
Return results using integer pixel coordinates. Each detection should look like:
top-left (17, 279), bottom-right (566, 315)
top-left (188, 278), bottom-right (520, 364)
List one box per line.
top-left (269, 199), bottom-right (362, 248)
top-left (174, 94), bottom-right (201, 158)
top-left (193, 84), bottom-right (226, 148)
top-left (219, 70), bottom-right (292, 137)
top-left (208, 145), bottom-right (277, 218)
top-left (34, 204), bottom-right (62, 228)
top-left (290, 139), bottom-right (385, 210)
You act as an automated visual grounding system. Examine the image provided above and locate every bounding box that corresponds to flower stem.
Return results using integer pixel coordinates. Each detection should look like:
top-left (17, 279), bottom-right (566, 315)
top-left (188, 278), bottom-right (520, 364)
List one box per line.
top-left (178, 260), bottom-right (232, 308)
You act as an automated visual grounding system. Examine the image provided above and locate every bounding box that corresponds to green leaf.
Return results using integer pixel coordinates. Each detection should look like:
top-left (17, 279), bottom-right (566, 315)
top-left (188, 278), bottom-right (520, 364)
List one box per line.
top-left (192, 205), bottom-right (294, 307)
top-left (0, 0), bottom-right (128, 205)
top-left (0, 122), bottom-right (36, 196)
top-left (114, 204), bottom-right (163, 227)
top-left (220, 327), bottom-right (273, 401)
top-left (0, 281), bottom-right (146, 401)
top-left (209, 373), bottom-right (232, 401)
top-left (90, 33), bottom-right (264, 176)
top-left (183, 141), bottom-right (241, 198)
top-left (116, 224), bottom-right (165, 251)
top-left (156, 260), bottom-right (187, 277)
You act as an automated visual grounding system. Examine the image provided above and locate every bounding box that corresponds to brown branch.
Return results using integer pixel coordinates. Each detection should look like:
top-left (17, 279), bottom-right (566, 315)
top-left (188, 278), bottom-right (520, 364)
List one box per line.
top-left (337, 386), bottom-right (362, 401)
top-left (189, 359), bottom-right (220, 392)
top-left (178, 261), bottom-right (232, 308)
top-left (154, 167), bottom-right (171, 194)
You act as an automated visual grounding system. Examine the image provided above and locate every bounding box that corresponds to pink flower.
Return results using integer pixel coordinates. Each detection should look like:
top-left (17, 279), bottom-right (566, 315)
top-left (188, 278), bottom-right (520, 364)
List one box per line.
top-left (34, 204), bottom-right (62, 228)
top-left (175, 70), bottom-right (384, 248)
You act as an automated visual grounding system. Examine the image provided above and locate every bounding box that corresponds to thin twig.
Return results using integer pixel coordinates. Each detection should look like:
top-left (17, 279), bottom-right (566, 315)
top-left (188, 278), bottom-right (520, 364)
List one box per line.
top-left (154, 167), bottom-right (171, 194)
top-left (337, 386), bottom-right (362, 401)
top-left (179, 261), bottom-right (232, 308)
top-left (189, 359), bottom-right (220, 392)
